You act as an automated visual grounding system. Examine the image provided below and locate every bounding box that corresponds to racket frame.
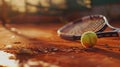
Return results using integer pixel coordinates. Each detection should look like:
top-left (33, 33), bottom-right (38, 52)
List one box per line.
top-left (57, 15), bottom-right (108, 40)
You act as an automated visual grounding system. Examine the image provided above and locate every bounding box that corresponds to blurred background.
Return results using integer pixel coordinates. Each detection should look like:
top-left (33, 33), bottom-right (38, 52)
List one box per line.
top-left (0, 0), bottom-right (120, 24)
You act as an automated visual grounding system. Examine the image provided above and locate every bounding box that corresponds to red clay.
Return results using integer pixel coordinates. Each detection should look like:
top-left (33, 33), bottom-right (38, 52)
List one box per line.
top-left (0, 21), bottom-right (120, 67)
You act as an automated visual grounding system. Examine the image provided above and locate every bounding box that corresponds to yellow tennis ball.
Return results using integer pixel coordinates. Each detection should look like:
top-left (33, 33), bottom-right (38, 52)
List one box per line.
top-left (81, 31), bottom-right (98, 48)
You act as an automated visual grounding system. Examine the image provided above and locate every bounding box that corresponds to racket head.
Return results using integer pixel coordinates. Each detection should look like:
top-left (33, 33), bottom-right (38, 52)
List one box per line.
top-left (57, 15), bottom-right (108, 40)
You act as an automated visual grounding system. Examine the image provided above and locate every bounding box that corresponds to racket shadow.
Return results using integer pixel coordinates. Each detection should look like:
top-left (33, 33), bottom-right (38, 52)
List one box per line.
top-left (85, 47), bottom-right (120, 60)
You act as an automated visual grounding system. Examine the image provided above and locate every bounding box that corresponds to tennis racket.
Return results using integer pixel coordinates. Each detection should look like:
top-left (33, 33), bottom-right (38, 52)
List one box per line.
top-left (57, 15), bottom-right (120, 40)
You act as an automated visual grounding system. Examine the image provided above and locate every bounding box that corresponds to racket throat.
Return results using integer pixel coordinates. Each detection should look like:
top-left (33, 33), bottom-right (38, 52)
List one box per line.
top-left (97, 32), bottom-right (119, 38)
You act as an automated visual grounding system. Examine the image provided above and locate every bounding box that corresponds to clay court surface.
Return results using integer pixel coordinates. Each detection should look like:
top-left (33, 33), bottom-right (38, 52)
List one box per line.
top-left (0, 21), bottom-right (120, 67)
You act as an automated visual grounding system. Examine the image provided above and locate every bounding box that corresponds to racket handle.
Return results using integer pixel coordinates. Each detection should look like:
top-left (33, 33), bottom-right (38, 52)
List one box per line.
top-left (97, 32), bottom-right (119, 38)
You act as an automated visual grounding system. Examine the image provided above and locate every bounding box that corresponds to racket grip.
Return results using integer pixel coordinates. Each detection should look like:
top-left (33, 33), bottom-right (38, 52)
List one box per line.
top-left (97, 32), bottom-right (119, 38)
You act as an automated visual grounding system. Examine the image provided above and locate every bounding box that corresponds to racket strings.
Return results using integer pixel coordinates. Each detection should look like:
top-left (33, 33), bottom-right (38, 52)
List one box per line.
top-left (81, 19), bottom-right (105, 32)
top-left (91, 19), bottom-right (105, 32)
top-left (67, 18), bottom-right (105, 35)
top-left (83, 20), bottom-right (100, 31)
top-left (67, 23), bottom-right (85, 35)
